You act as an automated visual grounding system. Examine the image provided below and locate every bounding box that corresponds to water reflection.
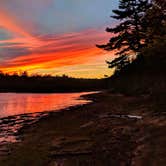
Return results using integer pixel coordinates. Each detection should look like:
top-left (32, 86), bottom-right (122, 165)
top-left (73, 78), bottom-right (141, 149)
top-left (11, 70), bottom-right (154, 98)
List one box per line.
top-left (0, 92), bottom-right (93, 118)
top-left (0, 92), bottom-right (95, 145)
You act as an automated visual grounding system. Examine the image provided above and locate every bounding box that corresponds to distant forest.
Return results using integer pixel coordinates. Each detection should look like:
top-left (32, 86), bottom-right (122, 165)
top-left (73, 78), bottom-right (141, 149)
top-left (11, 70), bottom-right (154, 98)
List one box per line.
top-left (0, 71), bottom-right (107, 93)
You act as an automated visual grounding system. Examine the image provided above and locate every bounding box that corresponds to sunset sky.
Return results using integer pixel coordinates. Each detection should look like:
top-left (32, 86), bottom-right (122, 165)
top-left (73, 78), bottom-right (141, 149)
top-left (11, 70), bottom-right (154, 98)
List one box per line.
top-left (0, 0), bottom-right (118, 78)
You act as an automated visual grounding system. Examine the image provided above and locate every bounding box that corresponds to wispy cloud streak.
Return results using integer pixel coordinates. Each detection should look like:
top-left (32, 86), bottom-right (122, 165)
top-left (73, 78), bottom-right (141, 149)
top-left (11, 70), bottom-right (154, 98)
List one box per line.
top-left (0, 0), bottom-right (117, 77)
top-left (0, 26), bottom-right (110, 74)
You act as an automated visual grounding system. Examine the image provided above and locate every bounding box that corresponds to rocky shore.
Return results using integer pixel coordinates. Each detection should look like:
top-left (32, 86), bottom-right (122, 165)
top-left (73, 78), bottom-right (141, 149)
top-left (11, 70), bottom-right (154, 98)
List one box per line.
top-left (0, 91), bottom-right (165, 166)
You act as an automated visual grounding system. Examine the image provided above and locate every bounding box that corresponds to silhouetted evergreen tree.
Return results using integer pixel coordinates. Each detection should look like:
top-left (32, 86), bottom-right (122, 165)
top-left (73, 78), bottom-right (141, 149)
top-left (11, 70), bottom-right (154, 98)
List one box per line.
top-left (142, 1), bottom-right (166, 45)
top-left (106, 54), bottom-right (130, 72)
top-left (97, 0), bottom-right (152, 55)
top-left (97, 0), bottom-right (152, 72)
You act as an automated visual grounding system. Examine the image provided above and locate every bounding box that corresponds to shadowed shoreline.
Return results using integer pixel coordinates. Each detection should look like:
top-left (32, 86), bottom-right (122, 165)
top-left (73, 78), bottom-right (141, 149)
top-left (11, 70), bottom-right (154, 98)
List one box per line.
top-left (0, 91), bottom-right (165, 166)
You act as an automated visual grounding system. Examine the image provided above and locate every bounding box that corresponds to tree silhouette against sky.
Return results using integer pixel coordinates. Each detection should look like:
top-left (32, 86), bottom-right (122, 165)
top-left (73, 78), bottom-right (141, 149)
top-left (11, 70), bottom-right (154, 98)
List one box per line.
top-left (96, 0), bottom-right (153, 72)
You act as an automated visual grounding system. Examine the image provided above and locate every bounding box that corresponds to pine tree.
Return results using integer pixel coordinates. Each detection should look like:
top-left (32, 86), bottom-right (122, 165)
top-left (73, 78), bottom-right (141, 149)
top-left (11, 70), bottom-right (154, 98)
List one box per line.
top-left (97, 0), bottom-right (152, 72)
top-left (97, 0), bottom-right (152, 55)
top-left (106, 55), bottom-right (130, 72)
top-left (143, 0), bottom-right (166, 44)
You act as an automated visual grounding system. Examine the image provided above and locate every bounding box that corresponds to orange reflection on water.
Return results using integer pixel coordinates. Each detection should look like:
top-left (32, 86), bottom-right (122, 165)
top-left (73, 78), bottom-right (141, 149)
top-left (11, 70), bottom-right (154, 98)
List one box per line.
top-left (0, 92), bottom-right (93, 118)
top-left (0, 92), bottom-right (96, 145)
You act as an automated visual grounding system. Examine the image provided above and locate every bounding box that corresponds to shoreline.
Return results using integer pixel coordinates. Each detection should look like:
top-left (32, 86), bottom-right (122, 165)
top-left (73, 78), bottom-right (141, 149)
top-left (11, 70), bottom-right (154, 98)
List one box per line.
top-left (0, 91), bottom-right (166, 165)
top-left (0, 91), bottom-right (98, 147)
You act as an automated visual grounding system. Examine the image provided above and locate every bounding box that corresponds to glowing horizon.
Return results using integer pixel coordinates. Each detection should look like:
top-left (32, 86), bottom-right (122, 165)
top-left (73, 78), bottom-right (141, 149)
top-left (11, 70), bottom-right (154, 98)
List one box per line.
top-left (0, 0), bottom-right (118, 78)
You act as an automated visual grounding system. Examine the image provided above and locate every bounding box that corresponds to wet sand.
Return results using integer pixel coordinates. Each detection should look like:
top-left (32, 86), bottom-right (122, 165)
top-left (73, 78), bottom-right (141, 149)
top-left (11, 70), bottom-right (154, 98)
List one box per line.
top-left (0, 91), bottom-right (166, 166)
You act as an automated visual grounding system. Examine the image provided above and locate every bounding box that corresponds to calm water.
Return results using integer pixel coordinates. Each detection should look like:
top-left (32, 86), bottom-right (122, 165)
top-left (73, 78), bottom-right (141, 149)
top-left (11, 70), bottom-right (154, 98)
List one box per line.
top-left (0, 92), bottom-right (94, 118)
top-left (0, 92), bottom-right (95, 145)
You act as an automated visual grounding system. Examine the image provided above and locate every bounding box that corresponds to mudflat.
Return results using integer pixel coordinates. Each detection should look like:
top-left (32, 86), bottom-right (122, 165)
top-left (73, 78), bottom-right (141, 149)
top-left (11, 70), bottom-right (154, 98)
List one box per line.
top-left (0, 91), bottom-right (166, 166)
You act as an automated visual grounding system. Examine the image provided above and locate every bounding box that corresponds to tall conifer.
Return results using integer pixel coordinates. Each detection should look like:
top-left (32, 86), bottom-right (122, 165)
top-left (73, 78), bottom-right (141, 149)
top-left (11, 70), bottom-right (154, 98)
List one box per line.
top-left (97, 0), bottom-right (152, 55)
top-left (97, 0), bottom-right (152, 71)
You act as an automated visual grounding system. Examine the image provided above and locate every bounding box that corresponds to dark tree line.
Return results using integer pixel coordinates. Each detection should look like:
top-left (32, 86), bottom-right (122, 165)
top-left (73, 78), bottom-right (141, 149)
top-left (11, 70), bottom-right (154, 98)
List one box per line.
top-left (0, 71), bottom-right (107, 92)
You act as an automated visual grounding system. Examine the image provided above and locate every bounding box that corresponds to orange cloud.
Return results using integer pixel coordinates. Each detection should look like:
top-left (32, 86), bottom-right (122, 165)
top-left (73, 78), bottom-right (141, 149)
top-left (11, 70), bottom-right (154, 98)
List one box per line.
top-left (0, 10), bottom-right (112, 78)
top-left (0, 46), bottom-right (104, 73)
top-left (1, 28), bottom-right (110, 72)
top-left (0, 10), bottom-right (32, 38)
top-left (0, 9), bottom-right (44, 50)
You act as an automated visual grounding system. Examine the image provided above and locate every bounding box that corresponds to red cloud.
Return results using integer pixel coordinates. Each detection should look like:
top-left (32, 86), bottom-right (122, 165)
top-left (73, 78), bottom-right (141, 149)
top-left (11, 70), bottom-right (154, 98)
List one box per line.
top-left (1, 28), bottom-right (111, 74)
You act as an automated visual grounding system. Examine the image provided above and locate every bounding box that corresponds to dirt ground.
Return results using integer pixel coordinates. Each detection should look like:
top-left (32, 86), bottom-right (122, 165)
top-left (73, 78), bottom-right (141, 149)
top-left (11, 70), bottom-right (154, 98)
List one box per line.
top-left (0, 91), bottom-right (166, 166)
